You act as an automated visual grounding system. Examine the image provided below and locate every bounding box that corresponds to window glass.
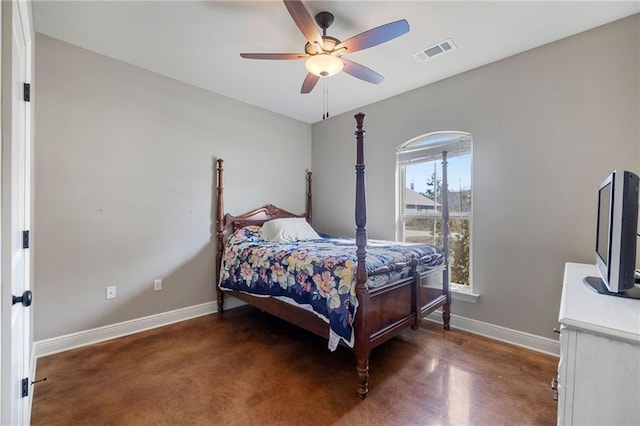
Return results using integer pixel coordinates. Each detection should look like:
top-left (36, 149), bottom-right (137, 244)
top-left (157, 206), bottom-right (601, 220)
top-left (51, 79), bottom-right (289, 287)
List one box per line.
top-left (397, 132), bottom-right (472, 287)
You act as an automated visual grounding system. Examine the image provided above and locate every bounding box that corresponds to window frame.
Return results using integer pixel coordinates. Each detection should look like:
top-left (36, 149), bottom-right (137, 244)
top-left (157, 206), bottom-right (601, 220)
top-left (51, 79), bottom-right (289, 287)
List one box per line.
top-left (396, 131), bottom-right (475, 295)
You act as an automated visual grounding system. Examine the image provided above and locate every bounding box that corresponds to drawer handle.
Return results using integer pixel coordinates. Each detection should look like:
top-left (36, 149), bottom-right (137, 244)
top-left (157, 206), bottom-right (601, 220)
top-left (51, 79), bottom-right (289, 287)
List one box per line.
top-left (553, 328), bottom-right (561, 334)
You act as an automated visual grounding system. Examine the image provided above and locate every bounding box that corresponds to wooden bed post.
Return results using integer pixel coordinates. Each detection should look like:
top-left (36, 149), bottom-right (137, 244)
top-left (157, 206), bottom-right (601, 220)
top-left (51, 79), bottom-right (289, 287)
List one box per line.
top-left (216, 158), bottom-right (225, 317)
top-left (441, 151), bottom-right (451, 329)
top-left (353, 112), bottom-right (370, 398)
top-left (410, 258), bottom-right (421, 330)
top-left (306, 170), bottom-right (313, 224)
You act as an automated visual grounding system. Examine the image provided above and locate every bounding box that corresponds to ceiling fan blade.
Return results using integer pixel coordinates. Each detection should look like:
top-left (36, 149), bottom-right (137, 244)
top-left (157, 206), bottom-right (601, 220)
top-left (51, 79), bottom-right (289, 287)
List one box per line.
top-left (240, 53), bottom-right (308, 60)
top-left (283, 0), bottom-right (324, 53)
top-left (301, 73), bottom-right (320, 94)
top-left (341, 58), bottom-right (384, 84)
top-left (335, 19), bottom-right (410, 54)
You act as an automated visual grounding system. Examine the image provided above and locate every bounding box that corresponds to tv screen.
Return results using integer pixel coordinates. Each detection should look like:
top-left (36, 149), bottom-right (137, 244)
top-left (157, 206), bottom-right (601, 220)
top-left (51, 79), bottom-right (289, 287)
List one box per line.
top-left (585, 170), bottom-right (640, 299)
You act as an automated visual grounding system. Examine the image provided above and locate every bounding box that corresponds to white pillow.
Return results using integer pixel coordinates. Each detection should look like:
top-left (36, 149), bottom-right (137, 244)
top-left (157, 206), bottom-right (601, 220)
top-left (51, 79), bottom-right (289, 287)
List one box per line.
top-left (260, 218), bottom-right (320, 243)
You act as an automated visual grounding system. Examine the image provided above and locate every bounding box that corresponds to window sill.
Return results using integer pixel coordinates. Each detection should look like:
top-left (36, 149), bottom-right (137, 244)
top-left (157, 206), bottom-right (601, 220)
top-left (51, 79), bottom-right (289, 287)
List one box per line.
top-left (450, 284), bottom-right (480, 303)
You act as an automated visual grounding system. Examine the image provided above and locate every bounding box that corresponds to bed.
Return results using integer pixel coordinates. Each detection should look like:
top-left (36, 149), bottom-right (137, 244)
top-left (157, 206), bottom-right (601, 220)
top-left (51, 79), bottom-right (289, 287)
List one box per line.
top-left (215, 113), bottom-right (451, 398)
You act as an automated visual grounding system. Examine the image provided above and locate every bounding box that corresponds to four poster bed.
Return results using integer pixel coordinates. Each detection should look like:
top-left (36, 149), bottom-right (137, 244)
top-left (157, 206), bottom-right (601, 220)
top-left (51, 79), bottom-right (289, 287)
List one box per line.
top-left (215, 113), bottom-right (451, 398)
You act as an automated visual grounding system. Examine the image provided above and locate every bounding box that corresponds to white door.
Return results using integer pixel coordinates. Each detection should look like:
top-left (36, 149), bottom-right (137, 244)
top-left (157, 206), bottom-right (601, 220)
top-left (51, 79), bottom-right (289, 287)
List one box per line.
top-left (3, 0), bottom-right (32, 424)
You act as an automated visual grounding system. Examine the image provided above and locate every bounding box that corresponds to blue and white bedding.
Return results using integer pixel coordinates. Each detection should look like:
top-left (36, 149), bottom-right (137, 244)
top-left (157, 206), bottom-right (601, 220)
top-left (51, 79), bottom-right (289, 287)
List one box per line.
top-left (218, 226), bottom-right (444, 350)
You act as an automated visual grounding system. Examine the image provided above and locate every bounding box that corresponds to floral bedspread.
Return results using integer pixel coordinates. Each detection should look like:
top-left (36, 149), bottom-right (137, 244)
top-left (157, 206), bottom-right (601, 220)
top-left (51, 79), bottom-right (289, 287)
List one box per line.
top-left (218, 226), bottom-right (444, 350)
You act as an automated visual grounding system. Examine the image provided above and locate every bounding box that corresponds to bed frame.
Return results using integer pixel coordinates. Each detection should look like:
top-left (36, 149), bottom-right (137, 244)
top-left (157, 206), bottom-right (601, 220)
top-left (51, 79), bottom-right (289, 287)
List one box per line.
top-left (215, 113), bottom-right (450, 398)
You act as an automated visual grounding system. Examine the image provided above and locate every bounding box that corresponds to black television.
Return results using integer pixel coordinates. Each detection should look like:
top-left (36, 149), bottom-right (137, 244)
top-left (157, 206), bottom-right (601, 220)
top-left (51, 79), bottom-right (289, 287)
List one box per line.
top-left (584, 170), bottom-right (640, 299)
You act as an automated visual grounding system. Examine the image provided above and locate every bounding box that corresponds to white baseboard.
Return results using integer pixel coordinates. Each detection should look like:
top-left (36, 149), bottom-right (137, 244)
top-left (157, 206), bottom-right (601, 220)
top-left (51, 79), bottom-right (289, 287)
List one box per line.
top-left (34, 299), bottom-right (559, 359)
top-left (34, 298), bottom-right (244, 358)
top-left (426, 311), bottom-right (560, 357)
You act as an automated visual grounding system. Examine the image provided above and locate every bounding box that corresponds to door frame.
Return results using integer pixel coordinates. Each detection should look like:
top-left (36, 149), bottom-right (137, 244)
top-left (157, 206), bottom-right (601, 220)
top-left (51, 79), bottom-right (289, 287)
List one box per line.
top-left (1, 0), bottom-right (34, 423)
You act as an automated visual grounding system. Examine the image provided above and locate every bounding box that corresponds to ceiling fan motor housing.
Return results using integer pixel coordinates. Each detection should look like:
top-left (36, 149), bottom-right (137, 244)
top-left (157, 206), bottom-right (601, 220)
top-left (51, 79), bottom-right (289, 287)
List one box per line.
top-left (305, 36), bottom-right (341, 55)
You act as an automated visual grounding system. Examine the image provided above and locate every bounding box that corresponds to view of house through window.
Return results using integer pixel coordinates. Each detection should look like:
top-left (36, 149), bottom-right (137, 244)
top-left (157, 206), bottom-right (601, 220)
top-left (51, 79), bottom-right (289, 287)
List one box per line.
top-left (396, 132), bottom-right (472, 287)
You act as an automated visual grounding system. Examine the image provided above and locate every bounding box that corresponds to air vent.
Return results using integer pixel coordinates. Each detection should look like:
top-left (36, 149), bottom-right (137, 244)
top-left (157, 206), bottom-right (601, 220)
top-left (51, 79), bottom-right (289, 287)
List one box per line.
top-left (413, 38), bottom-right (456, 63)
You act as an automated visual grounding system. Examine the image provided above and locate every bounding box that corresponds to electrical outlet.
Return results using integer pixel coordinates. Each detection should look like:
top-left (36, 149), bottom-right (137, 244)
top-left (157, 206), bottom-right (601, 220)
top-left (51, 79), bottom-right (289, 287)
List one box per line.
top-left (106, 286), bottom-right (116, 300)
top-left (153, 279), bottom-right (162, 291)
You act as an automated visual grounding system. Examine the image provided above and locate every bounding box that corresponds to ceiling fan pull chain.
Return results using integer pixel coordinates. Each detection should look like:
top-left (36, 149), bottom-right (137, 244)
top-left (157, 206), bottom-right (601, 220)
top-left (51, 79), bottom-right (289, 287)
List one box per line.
top-left (325, 78), bottom-right (327, 119)
top-left (322, 77), bottom-right (328, 120)
top-left (321, 78), bottom-right (324, 119)
top-left (326, 83), bottom-right (330, 119)
top-left (325, 78), bottom-right (330, 119)
top-left (322, 78), bottom-right (329, 119)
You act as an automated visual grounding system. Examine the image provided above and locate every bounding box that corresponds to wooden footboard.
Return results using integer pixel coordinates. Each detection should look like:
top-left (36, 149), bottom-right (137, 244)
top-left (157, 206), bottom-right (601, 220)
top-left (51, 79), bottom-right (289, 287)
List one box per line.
top-left (367, 265), bottom-right (447, 345)
top-left (217, 264), bottom-right (448, 351)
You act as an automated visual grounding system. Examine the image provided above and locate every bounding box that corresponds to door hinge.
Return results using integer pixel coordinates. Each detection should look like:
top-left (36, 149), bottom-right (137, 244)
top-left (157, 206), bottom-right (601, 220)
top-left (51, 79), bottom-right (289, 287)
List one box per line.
top-left (21, 378), bottom-right (29, 398)
top-left (22, 230), bottom-right (29, 249)
top-left (23, 83), bottom-right (30, 102)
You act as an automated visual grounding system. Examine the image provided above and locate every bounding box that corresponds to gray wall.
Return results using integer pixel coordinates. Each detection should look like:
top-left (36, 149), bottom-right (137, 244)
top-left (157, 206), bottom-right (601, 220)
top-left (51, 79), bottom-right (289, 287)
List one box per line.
top-left (34, 35), bottom-right (311, 341)
top-left (311, 15), bottom-right (639, 339)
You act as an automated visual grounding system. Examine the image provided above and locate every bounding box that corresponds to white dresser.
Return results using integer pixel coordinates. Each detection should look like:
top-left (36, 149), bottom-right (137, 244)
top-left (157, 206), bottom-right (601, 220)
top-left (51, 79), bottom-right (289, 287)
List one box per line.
top-left (557, 262), bottom-right (640, 425)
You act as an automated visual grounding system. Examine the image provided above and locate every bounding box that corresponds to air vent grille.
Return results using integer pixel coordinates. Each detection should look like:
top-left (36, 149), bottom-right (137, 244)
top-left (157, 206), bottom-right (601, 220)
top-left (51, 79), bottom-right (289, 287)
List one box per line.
top-left (413, 38), bottom-right (456, 63)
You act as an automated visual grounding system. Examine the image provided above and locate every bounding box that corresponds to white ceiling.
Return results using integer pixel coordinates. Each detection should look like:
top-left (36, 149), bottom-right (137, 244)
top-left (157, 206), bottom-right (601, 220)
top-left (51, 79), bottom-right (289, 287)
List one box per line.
top-left (32, 1), bottom-right (640, 124)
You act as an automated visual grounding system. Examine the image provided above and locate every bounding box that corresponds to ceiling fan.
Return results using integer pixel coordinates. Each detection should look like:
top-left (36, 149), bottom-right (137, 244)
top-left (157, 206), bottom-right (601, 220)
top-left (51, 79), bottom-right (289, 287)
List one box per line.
top-left (240, 0), bottom-right (410, 94)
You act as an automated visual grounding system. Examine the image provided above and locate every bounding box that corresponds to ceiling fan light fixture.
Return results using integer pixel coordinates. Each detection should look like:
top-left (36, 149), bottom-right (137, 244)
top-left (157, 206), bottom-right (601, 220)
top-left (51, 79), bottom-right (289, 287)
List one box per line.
top-left (305, 54), bottom-right (343, 77)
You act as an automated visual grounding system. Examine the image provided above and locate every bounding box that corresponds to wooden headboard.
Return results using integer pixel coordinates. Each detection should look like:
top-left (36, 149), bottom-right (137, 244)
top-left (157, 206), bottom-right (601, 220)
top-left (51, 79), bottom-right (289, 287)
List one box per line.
top-left (222, 204), bottom-right (307, 232)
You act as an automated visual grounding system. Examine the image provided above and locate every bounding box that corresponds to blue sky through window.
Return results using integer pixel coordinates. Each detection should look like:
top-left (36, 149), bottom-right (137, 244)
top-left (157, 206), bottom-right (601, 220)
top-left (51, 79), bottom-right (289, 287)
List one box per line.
top-left (405, 154), bottom-right (471, 194)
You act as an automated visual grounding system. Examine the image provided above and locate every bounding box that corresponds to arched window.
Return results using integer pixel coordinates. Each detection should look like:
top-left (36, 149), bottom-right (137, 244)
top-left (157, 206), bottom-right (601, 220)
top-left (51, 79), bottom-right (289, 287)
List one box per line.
top-left (396, 131), bottom-right (472, 287)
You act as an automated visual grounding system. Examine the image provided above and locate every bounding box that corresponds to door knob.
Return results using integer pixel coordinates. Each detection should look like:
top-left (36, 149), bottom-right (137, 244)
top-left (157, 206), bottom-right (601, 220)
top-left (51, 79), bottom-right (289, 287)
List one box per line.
top-left (12, 290), bottom-right (32, 307)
